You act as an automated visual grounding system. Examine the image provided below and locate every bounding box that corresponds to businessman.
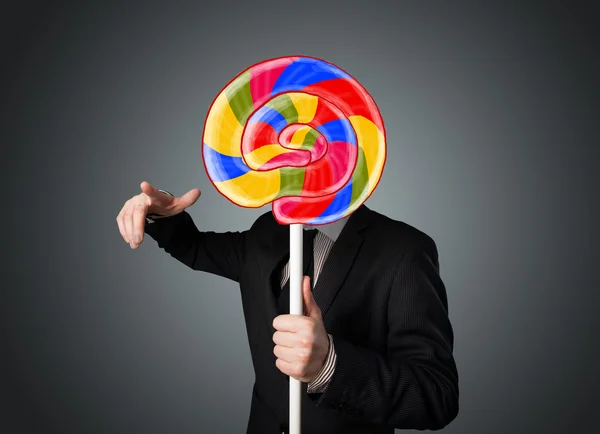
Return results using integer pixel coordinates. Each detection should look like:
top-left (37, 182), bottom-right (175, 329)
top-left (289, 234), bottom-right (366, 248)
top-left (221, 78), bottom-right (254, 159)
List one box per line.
top-left (116, 181), bottom-right (459, 433)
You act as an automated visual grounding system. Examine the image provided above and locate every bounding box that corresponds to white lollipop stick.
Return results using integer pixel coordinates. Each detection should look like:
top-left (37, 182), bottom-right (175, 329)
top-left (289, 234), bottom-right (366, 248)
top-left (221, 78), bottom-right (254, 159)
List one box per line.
top-left (289, 223), bottom-right (303, 434)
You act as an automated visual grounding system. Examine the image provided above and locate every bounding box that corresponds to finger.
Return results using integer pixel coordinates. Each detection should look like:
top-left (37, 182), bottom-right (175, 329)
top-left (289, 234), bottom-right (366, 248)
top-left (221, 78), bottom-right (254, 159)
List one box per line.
top-left (275, 359), bottom-right (296, 378)
top-left (273, 314), bottom-right (310, 332)
top-left (275, 358), bottom-right (300, 379)
top-left (140, 181), bottom-right (173, 208)
top-left (140, 181), bottom-right (163, 200)
top-left (124, 202), bottom-right (136, 248)
top-left (273, 345), bottom-right (297, 363)
top-left (302, 276), bottom-right (321, 319)
top-left (272, 330), bottom-right (299, 348)
top-left (174, 188), bottom-right (201, 211)
top-left (116, 206), bottom-right (129, 243)
top-left (131, 197), bottom-right (148, 246)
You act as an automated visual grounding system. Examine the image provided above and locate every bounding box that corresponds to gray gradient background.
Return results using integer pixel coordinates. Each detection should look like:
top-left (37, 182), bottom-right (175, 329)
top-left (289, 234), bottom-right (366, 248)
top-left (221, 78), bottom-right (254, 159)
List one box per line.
top-left (2, 1), bottom-right (598, 433)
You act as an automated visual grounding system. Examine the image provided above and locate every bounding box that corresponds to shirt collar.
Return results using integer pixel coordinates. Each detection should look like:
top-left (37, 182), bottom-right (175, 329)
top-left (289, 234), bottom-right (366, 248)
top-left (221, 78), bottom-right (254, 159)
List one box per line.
top-left (304, 216), bottom-right (350, 242)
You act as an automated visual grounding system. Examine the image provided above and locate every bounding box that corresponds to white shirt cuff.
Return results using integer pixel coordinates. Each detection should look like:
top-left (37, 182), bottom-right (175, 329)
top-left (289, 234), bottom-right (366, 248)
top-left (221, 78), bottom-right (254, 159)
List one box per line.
top-left (307, 334), bottom-right (336, 394)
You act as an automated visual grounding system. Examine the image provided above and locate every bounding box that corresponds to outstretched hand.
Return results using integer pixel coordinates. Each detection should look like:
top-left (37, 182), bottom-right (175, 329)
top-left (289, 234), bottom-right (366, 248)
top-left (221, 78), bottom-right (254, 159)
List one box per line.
top-left (116, 181), bottom-right (201, 249)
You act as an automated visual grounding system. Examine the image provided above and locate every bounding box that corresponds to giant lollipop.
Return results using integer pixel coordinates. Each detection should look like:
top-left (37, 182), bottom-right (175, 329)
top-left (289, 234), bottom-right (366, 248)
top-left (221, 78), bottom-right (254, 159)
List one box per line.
top-left (202, 56), bottom-right (386, 434)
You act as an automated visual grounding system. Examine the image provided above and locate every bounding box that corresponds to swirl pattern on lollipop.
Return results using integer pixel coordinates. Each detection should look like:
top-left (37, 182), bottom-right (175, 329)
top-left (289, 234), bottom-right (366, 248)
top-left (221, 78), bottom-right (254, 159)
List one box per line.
top-left (202, 56), bottom-right (386, 225)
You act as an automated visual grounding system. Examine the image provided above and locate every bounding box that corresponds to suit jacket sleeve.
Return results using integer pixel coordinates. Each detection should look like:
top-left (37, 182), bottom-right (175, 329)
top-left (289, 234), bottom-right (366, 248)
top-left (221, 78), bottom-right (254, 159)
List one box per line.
top-left (310, 234), bottom-right (459, 430)
top-left (143, 210), bottom-right (249, 282)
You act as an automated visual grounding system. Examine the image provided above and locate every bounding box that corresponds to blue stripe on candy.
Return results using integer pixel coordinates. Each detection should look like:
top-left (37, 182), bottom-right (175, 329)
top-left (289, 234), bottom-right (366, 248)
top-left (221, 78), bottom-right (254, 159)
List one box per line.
top-left (203, 145), bottom-right (249, 182)
top-left (316, 119), bottom-right (357, 145)
top-left (308, 181), bottom-right (353, 224)
top-left (271, 58), bottom-right (351, 96)
top-left (250, 106), bottom-right (288, 133)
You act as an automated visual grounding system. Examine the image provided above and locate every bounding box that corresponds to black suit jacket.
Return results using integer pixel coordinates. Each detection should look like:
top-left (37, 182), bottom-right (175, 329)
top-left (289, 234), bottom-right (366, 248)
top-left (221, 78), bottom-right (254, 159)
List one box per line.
top-left (144, 204), bottom-right (459, 433)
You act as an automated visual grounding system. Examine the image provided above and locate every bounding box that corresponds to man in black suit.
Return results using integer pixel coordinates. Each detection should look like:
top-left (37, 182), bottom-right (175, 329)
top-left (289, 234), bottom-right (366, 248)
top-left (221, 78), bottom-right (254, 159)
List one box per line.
top-left (116, 181), bottom-right (459, 433)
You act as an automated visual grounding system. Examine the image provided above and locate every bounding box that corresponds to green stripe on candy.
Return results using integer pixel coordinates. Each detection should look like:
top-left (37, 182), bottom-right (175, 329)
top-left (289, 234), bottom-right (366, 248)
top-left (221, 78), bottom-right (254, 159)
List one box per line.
top-left (266, 94), bottom-right (298, 124)
top-left (300, 129), bottom-right (319, 150)
top-left (276, 167), bottom-right (305, 198)
top-left (225, 70), bottom-right (254, 125)
top-left (350, 147), bottom-right (369, 206)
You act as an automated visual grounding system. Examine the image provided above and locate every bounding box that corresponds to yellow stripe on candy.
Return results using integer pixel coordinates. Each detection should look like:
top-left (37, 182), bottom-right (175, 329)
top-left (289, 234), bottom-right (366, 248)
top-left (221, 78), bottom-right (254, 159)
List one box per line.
top-left (288, 93), bottom-right (318, 124)
top-left (214, 169), bottom-right (280, 207)
top-left (204, 93), bottom-right (244, 157)
top-left (288, 127), bottom-right (311, 149)
top-left (348, 115), bottom-right (386, 195)
top-left (244, 144), bottom-right (297, 169)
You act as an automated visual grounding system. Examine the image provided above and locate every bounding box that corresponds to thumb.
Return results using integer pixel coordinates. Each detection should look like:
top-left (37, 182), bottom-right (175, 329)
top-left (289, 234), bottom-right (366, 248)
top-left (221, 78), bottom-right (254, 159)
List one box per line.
top-left (302, 276), bottom-right (321, 319)
top-left (175, 188), bottom-right (202, 210)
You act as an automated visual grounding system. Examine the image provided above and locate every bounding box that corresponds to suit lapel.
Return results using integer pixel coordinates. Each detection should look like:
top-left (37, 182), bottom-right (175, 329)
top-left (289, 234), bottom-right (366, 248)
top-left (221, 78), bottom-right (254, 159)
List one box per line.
top-left (254, 220), bottom-right (288, 329)
top-left (312, 204), bottom-right (372, 319)
top-left (252, 204), bottom-right (372, 331)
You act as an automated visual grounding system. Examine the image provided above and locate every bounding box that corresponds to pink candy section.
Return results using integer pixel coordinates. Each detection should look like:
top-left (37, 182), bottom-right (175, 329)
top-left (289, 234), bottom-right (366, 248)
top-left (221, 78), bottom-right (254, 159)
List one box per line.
top-left (249, 57), bottom-right (298, 108)
top-left (277, 124), bottom-right (302, 145)
top-left (311, 135), bottom-right (327, 161)
top-left (258, 149), bottom-right (311, 171)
